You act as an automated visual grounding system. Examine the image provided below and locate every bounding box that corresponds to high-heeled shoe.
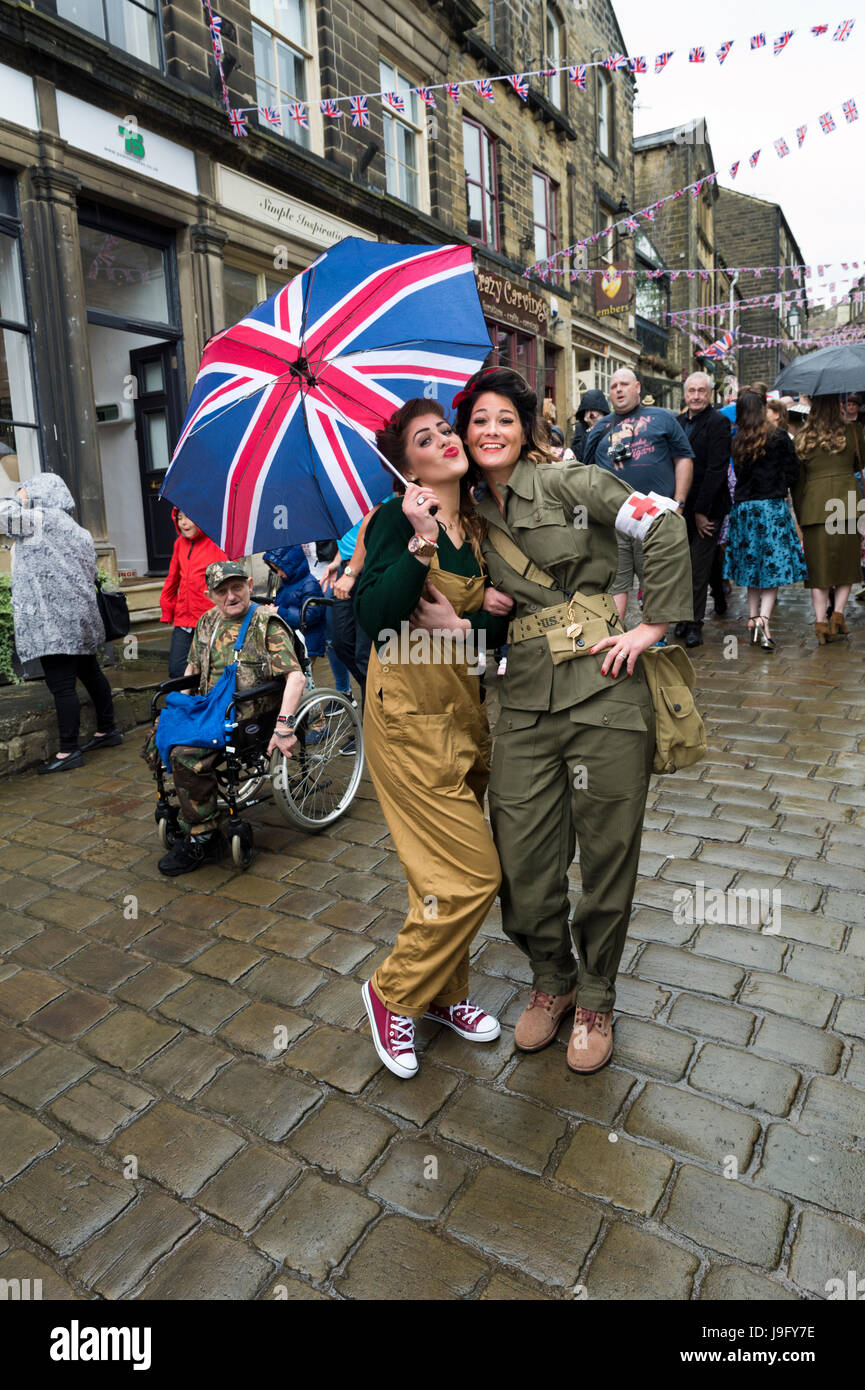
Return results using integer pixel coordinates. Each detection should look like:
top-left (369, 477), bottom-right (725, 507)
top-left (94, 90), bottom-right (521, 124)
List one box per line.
top-left (815, 621), bottom-right (831, 645)
top-left (829, 611), bottom-right (849, 638)
top-left (749, 618), bottom-right (759, 644)
top-left (754, 617), bottom-right (775, 651)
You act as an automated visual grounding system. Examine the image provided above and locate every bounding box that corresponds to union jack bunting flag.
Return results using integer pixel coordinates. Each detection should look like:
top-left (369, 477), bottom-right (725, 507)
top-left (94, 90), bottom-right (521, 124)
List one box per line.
top-left (445, 83), bottom-right (461, 103)
top-left (716, 41), bottom-right (733, 64)
top-left (842, 99), bottom-right (858, 122)
top-left (383, 91), bottom-right (405, 113)
top-left (833, 19), bottom-right (855, 41)
top-left (568, 65), bottom-right (587, 89)
top-left (603, 54), bottom-right (628, 71)
top-left (750, 33), bottom-right (766, 49)
top-left (749, 149), bottom-right (761, 166)
top-left (774, 31), bottom-right (794, 55)
top-left (474, 79), bottom-right (494, 101)
top-left (811, 25), bottom-right (828, 35)
top-left (288, 102), bottom-right (309, 128)
top-left (349, 95), bottom-right (370, 127)
top-left (629, 55), bottom-right (647, 73)
top-left (655, 51), bottom-right (673, 73)
top-left (320, 99), bottom-right (342, 118)
top-left (624, 217), bottom-right (639, 231)
top-left (820, 111), bottom-right (836, 133)
top-left (796, 124), bottom-right (807, 145)
top-left (774, 138), bottom-right (790, 157)
top-left (689, 47), bottom-right (705, 63)
top-left (691, 179), bottom-right (703, 197)
top-left (508, 74), bottom-right (529, 100)
top-left (228, 109), bottom-right (248, 137)
top-left (414, 87), bottom-right (436, 107)
top-left (642, 209), bottom-right (655, 222)
top-left (209, 14), bottom-right (223, 57)
top-left (259, 106), bottom-right (281, 127)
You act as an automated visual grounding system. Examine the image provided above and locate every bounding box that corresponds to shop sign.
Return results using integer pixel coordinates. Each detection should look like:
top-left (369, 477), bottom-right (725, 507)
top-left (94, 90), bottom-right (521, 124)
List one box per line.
top-left (594, 262), bottom-right (631, 317)
top-left (474, 265), bottom-right (548, 334)
top-left (0, 63), bottom-right (38, 132)
top-left (217, 167), bottom-right (374, 247)
top-left (55, 92), bottom-right (198, 195)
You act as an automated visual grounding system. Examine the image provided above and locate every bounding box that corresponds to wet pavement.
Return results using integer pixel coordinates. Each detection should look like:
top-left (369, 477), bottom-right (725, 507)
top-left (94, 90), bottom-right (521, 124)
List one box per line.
top-left (0, 584), bottom-right (864, 1301)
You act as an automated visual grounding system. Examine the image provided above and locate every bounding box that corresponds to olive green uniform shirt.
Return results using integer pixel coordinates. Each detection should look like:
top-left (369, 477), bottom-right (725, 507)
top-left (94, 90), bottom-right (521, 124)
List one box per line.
top-left (476, 459), bottom-right (693, 723)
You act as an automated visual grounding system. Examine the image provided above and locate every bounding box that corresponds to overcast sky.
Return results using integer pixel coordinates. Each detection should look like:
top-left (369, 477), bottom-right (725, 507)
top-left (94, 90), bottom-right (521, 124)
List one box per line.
top-left (611, 0), bottom-right (862, 305)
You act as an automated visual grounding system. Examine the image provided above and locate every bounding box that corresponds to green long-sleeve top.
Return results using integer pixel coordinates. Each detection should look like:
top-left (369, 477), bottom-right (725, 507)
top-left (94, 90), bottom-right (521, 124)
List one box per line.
top-left (354, 496), bottom-right (509, 651)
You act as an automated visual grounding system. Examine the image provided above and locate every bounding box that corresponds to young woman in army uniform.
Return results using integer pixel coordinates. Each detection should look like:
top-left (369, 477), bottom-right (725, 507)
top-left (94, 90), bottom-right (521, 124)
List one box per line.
top-left (354, 398), bottom-right (513, 1079)
top-left (446, 367), bottom-right (693, 1073)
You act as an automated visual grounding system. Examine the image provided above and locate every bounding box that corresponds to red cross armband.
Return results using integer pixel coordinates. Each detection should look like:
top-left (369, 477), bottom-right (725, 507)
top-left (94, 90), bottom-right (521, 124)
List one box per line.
top-left (614, 490), bottom-right (680, 542)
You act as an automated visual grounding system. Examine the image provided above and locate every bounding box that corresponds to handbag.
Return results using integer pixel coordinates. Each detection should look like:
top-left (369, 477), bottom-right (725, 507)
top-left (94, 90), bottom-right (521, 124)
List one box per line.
top-left (487, 527), bottom-right (706, 775)
top-left (96, 580), bottom-right (131, 641)
top-left (155, 603), bottom-right (259, 770)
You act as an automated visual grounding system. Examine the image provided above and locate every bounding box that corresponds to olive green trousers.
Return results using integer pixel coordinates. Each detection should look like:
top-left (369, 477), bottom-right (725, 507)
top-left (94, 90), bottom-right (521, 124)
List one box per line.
top-left (488, 700), bottom-right (654, 1012)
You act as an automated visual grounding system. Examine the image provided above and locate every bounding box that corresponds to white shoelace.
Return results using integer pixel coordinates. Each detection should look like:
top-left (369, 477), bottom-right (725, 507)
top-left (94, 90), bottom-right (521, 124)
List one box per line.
top-left (451, 1000), bottom-right (483, 1026)
top-left (389, 1015), bottom-right (415, 1053)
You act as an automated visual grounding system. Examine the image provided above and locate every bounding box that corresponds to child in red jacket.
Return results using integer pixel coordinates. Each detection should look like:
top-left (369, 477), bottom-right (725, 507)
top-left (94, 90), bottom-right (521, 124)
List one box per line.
top-left (160, 510), bottom-right (227, 676)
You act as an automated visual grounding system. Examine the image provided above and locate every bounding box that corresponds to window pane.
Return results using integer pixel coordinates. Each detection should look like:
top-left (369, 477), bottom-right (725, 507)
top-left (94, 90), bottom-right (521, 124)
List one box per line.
top-left (463, 122), bottom-right (481, 183)
top-left (79, 226), bottom-right (169, 322)
top-left (223, 264), bottom-right (260, 327)
top-left (253, 24), bottom-right (276, 85)
top-left (145, 410), bottom-right (170, 471)
top-left (532, 173), bottom-right (546, 226)
top-left (264, 275), bottom-right (290, 298)
top-left (0, 421), bottom-right (40, 485)
top-left (142, 359), bottom-right (164, 393)
top-left (379, 60), bottom-right (395, 91)
top-left (277, 39), bottom-right (306, 101)
top-left (255, 76), bottom-right (279, 110)
top-left (483, 132), bottom-right (496, 199)
top-left (0, 236), bottom-right (27, 326)
top-left (252, 0), bottom-right (304, 47)
top-left (105, 0), bottom-right (160, 67)
top-left (56, 0), bottom-right (105, 41)
top-left (397, 122), bottom-right (417, 172)
top-left (0, 328), bottom-right (37, 426)
top-left (465, 181), bottom-right (483, 240)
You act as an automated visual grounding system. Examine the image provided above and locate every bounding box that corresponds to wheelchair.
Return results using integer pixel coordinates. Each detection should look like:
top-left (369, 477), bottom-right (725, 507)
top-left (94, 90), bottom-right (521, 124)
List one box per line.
top-left (151, 596), bottom-right (364, 869)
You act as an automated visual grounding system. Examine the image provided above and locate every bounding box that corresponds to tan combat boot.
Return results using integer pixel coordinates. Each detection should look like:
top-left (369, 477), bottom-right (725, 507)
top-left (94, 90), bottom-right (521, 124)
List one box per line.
top-left (514, 987), bottom-right (576, 1051)
top-left (567, 1007), bottom-right (613, 1073)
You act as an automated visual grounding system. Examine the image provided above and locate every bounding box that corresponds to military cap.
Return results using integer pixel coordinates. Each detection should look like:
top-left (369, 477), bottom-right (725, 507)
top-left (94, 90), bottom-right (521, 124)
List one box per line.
top-left (206, 560), bottom-right (249, 590)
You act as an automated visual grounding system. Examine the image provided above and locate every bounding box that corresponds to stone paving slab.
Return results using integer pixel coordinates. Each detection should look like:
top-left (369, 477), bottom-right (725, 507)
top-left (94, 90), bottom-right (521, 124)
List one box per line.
top-left (1, 595), bottom-right (865, 1300)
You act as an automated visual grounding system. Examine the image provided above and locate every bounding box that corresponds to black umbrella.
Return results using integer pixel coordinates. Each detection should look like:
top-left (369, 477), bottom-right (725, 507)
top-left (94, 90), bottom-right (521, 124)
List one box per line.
top-left (774, 342), bottom-right (865, 395)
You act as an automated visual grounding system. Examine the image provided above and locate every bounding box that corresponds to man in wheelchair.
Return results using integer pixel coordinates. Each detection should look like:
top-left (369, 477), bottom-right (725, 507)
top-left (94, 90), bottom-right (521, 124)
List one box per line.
top-left (152, 560), bottom-right (306, 877)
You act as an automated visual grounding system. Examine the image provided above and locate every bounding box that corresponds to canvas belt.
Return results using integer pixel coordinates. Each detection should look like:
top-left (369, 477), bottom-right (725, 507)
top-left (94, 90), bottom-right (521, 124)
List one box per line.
top-left (508, 591), bottom-right (620, 644)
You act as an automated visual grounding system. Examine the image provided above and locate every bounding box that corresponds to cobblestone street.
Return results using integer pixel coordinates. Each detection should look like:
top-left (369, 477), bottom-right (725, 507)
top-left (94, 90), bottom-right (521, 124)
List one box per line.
top-left (1, 585), bottom-right (864, 1302)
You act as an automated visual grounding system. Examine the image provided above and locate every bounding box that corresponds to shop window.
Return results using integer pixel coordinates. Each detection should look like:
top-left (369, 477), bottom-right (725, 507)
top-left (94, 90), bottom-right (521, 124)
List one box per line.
top-left (545, 7), bottom-right (564, 109)
top-left (251, 0), bottom-right (317, 150)
top-left (222, 264), bottom-right (291, 329)
top-left (597, 69), bottom-right (613, 160)
top-left (47, 0), bottom-right (162, 68)
top-left (462, 120), bottom-right (499, 251)
top-left (532, 170), bottom-right (559, 264)
top-left (488, 322), bottom-right (537, 393)
top-left (0, 196), bottom-right (41, 485)
top-left (634, 232), bottom-right (669, 324)
top-left (380, 60), bottom-right (427, 210)
top-left (79, 225), bottom-right (170, 325)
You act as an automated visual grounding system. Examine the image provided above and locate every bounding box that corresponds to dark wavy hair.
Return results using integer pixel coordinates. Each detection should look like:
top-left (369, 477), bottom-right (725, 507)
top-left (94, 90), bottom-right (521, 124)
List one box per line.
top-left (374, 398), bottom-right (486, 564)
top-left (453, 366), bottom-right (553, 470)
top-left (732, 390), bottom-right (772, 472)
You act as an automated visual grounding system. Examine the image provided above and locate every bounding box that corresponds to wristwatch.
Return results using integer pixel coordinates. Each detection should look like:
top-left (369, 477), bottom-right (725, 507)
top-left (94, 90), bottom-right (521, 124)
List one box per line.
top-left (343, 564), bottom-right (356, 578)
top-left (408, 533), bottom-right (438, 558)
top-left (276, 715), bottom-right (296, 733)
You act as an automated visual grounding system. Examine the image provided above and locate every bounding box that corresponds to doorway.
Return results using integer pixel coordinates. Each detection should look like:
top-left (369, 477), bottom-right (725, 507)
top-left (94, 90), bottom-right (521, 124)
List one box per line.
top-left (130, 343), bottom-right (184, 571)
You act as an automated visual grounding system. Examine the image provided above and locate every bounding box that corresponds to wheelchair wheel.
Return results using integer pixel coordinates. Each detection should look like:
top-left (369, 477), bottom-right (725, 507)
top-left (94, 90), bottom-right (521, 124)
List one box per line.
top-left (270, 688), bottom-right (364, 832)
top-left (228, 820), bottom-right (254, 869)
top-left (155, 803), bottom-right (180, 849)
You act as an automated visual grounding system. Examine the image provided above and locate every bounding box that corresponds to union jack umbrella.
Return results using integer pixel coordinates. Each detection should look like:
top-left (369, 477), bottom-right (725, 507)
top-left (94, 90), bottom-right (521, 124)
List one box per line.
top-left (833, 19), bottom-right (855, 41)
top-left (161, 241), bottom-right (492, 557)
top-left (842, 99), bottom-right (858, 122)
top-left (446, 83), bottom-right (461, 103)
top-left (716, 41), bottom-right (733, 64)
top-left (288, 102), bottom-right (309, 129)
top-left (749, 149), bottom-right (761, 166)
top-left (689, 47), bottom-right (705, 63)
top-left (228, 109), bottom-right (248, 137)
top-left (259, 106), bottom-right (281, 128)
top-left (474, 79), bottom-right (494, 101)
top-left (508, 73), bottom-right (529, 100)
top-left (383, 91), bottom-right (405, 113)
top-left (655, 52), bottom-right (673, 73)
top-left (774, 31), bottom-right (794, 55)
top-left (628, 56), bottom-right (646, 73)
top-left (349, 95), bottom-right (369, 127)
top-left (750, 33), bottom-right (766, 49)
top-left (568, 65), bottom-right (587, 89)
top-left (415, 87), bottom-right (436, 107)
top-left (820, 111), bottom-right (836, 133)
top-left (796, 124), bottom-right (807, 146)
top-left (774, 138), bottom-right (790, 157)
top-left (320, 99), bottom-right (342, 118)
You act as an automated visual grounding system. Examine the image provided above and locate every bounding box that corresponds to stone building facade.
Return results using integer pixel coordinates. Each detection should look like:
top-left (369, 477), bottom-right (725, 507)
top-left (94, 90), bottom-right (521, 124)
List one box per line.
top-left (0, 0), bottom-right (639, 577)
top-left (714, 188), bottom-right (808, 390)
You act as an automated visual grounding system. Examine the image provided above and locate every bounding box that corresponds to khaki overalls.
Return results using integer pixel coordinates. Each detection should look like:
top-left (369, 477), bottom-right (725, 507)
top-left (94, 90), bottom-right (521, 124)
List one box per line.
top-left (364, 556), bottom-right (502, 1018)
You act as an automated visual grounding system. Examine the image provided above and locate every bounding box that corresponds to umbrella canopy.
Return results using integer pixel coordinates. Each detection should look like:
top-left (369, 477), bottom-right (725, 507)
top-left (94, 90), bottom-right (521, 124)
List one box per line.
top-left (774, 342), bottom-right (865, 396)
top-left (161, 239), bottom-right (491, 557)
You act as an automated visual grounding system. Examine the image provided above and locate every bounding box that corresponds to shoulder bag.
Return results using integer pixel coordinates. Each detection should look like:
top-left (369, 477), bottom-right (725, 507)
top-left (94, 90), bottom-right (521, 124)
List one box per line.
top-left (155, 603), bottom-right (259, 770)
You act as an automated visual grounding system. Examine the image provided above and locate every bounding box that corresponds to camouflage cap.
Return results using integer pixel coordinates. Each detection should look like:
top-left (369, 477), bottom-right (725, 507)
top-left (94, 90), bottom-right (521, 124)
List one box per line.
top-left (206, 560), bottom-right (249, 591)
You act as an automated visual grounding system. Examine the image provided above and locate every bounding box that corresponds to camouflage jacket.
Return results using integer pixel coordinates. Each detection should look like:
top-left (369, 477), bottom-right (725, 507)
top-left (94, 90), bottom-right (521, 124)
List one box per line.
top-left (188, 605), bottom-right (300, 716)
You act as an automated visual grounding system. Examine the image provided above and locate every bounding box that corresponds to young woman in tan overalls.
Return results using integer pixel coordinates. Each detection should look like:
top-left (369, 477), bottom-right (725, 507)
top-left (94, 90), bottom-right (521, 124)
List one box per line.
top-left (354, 398), bottom-right (513, 1079)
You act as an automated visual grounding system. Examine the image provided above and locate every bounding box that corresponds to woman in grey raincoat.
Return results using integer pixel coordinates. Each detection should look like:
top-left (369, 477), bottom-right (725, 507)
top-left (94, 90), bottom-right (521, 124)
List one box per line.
top-left (0, 473), bottom-right (120, 773)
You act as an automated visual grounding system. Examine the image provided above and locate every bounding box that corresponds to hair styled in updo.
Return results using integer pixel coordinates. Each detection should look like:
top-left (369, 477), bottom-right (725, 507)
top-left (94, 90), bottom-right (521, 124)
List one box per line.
top-left (453, 366), bottom-right (554, 467)
top-left (375, 397), bottom-right (486, 564)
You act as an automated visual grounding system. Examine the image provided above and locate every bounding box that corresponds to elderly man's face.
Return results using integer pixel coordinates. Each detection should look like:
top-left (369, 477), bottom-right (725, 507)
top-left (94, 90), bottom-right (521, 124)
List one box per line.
top-left (609, 372), bottom-right (641, 413)
top-left (684, 379), bottom-right (712, 414)
top-left (583, 408), bottom-right (604, 429)
top-left (210, 576), bottom-right (253, 621)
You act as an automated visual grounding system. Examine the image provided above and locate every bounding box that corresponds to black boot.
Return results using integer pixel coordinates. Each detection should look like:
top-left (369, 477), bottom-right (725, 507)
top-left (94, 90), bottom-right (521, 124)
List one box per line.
top-left (158, 831), bottom-right (223, 877)
top-left (685, 622), bottom-right (704, 648)
top-left (711, 590), bottom-right (728, 616)
top-left (673, 622), bottom-right (688, 639)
